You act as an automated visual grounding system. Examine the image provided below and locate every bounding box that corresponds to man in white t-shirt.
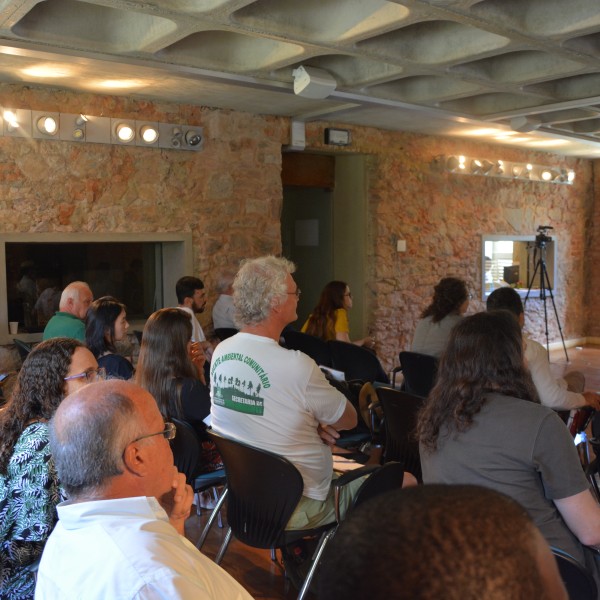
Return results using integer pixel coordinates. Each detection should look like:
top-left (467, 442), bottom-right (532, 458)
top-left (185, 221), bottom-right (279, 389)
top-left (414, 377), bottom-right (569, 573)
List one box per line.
top-left (210, 256), bottom-right (359, 530)
top-left (486, 287), bottom-right (600, 411)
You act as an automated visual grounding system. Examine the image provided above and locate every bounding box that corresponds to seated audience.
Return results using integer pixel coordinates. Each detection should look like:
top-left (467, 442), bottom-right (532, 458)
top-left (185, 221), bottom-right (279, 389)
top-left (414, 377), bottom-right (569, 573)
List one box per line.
top-left (136, 308), bottom-right (222, 475)
top-left (42, 281), bottom-right (93, 342)
top-left (411, 277), bottom-right (469, 357)
top-left (86, 296), bottom-right (134, 380)
top-left (212, 269), bottom-right (237, 330)
top-left (418, 310), bottom-right (600, 586)
top-left (35, 380), bottom-right (253, 599)
top-left (487, 287), bottom-right (600, 411)
top-left (301, 280), bottom-right (374, 349)
top-left (318, 484), bottom-right (568, 600)
top-left (0, 338), bottom-right (99, 599)
top-left (175, 276), bottom-right (213, 358)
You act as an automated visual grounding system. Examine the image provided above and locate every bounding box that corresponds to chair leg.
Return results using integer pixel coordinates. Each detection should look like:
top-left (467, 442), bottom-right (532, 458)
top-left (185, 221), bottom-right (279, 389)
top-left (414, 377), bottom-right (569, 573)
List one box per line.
top-left (215, 527), bottom-right (232, 565)
top-left (196, 488), bottom-right (228, 551)
top-left (297, 526), bottom-right (338, 600)
top-left (210, 486), bottom-right (224, 528)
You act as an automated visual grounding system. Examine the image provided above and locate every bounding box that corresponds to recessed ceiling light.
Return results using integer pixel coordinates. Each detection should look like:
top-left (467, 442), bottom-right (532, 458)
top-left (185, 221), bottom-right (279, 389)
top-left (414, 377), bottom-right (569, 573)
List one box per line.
top-left (37, 116), bottom-right (58, 135)
top-left (116, 123), bottom-right (135, 142)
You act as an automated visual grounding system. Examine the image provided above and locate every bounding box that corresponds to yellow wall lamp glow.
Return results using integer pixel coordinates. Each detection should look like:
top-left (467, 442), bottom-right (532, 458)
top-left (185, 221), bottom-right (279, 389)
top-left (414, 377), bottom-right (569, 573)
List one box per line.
top-left (433, 154), bottom-right (575, 185)
top-left (1, 109), bottom-right (203, 152)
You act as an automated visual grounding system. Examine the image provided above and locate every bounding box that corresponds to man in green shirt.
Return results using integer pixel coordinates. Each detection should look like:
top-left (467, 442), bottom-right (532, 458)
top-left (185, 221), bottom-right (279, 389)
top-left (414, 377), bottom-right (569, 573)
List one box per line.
top-left (42, 281), bottom-right (93, 342)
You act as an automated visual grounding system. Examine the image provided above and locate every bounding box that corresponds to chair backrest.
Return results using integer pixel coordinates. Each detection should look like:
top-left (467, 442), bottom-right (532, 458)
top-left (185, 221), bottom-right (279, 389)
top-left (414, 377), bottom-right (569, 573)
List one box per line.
top-left (351, 462), bottom-right (405, 511)
top-left (376, 386), bottom-right (424, 482)
top-left (282, 330), bottom-right (332, 367)
top-left (398, 351), bottom-right (439, 397)
top-left (208, 430), bottom-right (304, 549)
top-left (214, 328), bottom-right (238, 341)
top-left (552, 547), bottom-right (598, 600)
top-left (13, 338), bottom-right (32, 362)
top-left (171, 418), bottom-right (201, 484)
top-left (328, 340), bottom-right (389, 384)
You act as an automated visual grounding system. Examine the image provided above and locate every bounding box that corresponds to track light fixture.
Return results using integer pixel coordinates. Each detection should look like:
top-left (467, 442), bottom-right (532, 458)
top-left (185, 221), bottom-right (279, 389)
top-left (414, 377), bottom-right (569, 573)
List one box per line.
top-left (0, 108), bottom-right (203, 152)
top-left (433, 154), bottom-right (574, 185)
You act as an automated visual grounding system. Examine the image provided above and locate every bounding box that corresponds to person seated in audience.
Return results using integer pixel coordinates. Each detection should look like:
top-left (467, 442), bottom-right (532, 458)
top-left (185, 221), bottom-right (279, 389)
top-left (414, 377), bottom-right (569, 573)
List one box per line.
top-left (42, 281), bottom-right (93, 342)
top-left (301, 280), bottom-right (375, 349)
top-left (487, 286), bottom-right (600, 411)
top-left (318, 484), bottom-right (568, 600)
top-left (136, 308), bottom-right (222, 476)
top-left (418, 310), bottom-right (600, 586)
top-left (212, 269), bottom-right (237, 331)
top-left (86, 296), bottom-right (134, 380)
top-left (411, 277), bottom-right (469, 357)
top-left (35, 380), bottom-right (253, 600)
top-left (211, 257), bottom-right (414, 533)
top-left (175, 276), bottom-right (213, 358)
top-left (0, 338), bottom-right (100, 599)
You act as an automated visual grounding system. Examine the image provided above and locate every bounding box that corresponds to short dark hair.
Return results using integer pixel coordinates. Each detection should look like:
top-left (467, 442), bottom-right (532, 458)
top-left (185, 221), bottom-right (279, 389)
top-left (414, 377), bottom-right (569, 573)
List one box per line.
top-left (486, 286), bottom-right (524, 318)
top-left (318, 485), bottom-right (550, 599)
top-left (176, 276), bottom-right (204, 304)
top-left (85, 296), bottom-right (126, 357)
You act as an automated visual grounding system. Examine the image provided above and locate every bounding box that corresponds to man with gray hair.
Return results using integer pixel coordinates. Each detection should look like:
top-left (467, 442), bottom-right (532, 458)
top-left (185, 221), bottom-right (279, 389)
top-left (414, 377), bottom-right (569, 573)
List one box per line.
top-left (35, 380), bottom-right (253, 600)
top-left (42, 281), bottom-right (93, 342)
top-left (210, 256), bottom-right (359, 531)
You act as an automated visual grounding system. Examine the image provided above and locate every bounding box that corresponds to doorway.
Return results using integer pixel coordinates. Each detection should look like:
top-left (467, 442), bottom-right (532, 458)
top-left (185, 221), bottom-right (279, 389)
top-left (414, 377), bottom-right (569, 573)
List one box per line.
top-left (281, 152), bottom-right (368, 337)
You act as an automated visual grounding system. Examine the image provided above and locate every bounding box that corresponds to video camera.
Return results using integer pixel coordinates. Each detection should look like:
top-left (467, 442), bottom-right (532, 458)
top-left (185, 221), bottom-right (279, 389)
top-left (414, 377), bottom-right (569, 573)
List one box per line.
top-left (535, 225), bottom-right (553, 249)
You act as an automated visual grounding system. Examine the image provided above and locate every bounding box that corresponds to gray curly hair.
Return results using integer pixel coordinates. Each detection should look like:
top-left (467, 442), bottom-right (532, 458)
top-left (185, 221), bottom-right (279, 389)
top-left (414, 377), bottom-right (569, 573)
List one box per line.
top-left (233, 256), bottom-right (296, 327)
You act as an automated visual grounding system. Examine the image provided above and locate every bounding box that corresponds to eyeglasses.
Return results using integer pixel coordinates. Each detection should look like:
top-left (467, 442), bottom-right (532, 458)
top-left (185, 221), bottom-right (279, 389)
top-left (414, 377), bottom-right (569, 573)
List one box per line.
top-left (344, 292), bottom-right (353, 298)
top-left (64, 367), bottom-right (107, 383)
top-left (130, 422), bottom-right (177, 445)
top-left (287, 288), bottom-right (301, 298)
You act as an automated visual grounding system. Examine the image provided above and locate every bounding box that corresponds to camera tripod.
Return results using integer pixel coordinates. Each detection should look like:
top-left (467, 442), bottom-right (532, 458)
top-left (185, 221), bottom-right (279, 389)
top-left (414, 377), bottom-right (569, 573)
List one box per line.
top-left (523, 236), bottom-right (568, 361)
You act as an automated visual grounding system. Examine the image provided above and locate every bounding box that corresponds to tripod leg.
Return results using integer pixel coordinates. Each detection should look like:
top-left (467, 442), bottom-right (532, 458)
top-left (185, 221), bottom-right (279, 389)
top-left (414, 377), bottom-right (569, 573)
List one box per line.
top-left (540, 260), bottom-right (569, 362)
top-left (524, 259), bottom-right (541, 306)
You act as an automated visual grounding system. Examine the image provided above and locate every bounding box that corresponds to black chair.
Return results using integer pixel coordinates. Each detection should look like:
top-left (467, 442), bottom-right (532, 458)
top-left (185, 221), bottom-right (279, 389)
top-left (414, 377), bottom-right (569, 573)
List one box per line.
top-left (13, 338), bottom-right (32, 363)
top-left (552, 547), bottom-right (598, 600)
top-left (214, 327), bottom-right (238, 341)
top-left (282, 330), bottom-right (332, 367)
top-left (328, 340), bottom-right (389, 384)
top-left (208, 430), bottom-right (385, 600)
top-left (394, 351), bottom-right (439, 397)
top-left (375, 386), bottom-right (424, 482)
top-left (170, 419), bottom-right (227, 529)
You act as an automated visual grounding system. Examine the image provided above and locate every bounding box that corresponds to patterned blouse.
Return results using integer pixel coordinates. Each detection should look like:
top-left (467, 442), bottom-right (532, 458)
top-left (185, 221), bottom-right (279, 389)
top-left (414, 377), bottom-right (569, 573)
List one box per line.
top-left (0, 422), bottom-right (66, 599)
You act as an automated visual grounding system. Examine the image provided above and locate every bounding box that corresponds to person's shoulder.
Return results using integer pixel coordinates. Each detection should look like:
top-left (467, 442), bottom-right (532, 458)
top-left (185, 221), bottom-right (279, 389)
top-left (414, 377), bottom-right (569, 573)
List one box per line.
top-left (485, 392), bottom-right (555, 419)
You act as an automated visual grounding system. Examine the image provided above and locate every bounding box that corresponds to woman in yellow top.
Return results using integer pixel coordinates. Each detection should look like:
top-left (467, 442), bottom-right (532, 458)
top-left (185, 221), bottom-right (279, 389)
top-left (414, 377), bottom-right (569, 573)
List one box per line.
top-left (301, 280), bottom-right (374, 348)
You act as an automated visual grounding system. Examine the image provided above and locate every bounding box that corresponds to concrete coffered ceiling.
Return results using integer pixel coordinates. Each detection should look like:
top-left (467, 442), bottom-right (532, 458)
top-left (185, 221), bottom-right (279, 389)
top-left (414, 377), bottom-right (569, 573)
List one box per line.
top-left (1, 0), bottom-right (600, 156)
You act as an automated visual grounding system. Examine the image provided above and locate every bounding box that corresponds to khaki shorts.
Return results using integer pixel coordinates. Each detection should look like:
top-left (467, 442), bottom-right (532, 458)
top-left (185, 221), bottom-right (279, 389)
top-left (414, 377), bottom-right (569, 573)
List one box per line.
top-left (286, 472), bottom-right (368, 530)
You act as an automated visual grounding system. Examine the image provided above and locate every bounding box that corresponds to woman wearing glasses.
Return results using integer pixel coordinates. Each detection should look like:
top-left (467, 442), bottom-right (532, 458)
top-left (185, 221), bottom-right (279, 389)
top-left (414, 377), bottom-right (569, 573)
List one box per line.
top-left (135, 308), bottom-right (223, 476)
top-left (411, 277), bottom-right (470, 358)
top-left (0, 337), bottom-right (100, 599)
top-left (301, 280), bottom-right (375, 348)
top-left (86, 296), bottom-right (133, 380)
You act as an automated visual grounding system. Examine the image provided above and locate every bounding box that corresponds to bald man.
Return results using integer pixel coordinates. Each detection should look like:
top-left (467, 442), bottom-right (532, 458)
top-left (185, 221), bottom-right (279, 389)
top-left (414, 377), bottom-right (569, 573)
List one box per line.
top-left (42, 281), bottom-right (93, 342)
top-left (35, 380), bottom-right (252, 600)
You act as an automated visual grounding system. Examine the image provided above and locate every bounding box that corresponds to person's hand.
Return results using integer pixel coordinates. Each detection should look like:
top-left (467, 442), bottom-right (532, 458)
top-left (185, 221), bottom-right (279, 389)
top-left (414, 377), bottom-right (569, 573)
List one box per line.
top-left (189, 342), bottom-right (207, 385)
top-left (160, 469), bottom-right (193, 536)
top-left (317, 423), bottom-right (340, 448)
top-left (583, 391), bottom-right (600, 411)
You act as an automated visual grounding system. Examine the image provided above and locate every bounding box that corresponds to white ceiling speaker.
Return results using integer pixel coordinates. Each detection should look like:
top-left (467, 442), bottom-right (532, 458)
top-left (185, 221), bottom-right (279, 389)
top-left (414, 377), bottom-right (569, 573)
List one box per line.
top-left (292, 66), bottom-right (337, 99)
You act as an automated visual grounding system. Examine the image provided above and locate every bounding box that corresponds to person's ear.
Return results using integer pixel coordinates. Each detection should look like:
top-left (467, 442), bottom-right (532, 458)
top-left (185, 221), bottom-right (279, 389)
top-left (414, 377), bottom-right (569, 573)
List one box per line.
top-left (122, 443), bottom-right (149, 477)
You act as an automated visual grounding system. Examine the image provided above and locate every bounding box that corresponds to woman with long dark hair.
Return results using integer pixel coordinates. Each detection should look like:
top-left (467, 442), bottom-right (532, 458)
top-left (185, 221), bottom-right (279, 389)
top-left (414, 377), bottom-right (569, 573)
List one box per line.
top-left (411, 276), bottom-right (469, 357)
top-left (135, 308), bottom-right (222, 474)
top-left (301, 280), bottom-right (374, 348)
top-left (85, 296), bottom-right (133, 380)
top-left (0, 338), bottom-right (100, 599)
top-left (418, 310), bottom-right (600, 585)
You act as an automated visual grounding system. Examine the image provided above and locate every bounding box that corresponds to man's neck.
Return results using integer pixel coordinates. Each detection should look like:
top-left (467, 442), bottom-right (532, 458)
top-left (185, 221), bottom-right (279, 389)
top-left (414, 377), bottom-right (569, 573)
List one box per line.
top-left (242, 321), bottom-right (282, 342)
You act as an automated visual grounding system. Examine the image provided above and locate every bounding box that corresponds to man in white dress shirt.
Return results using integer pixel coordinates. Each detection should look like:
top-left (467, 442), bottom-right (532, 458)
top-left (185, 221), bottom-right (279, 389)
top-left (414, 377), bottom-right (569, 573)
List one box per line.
top-left (176, 275), bottom-right (214, 359)
top-left (35, 380), bottom-right (253, 600)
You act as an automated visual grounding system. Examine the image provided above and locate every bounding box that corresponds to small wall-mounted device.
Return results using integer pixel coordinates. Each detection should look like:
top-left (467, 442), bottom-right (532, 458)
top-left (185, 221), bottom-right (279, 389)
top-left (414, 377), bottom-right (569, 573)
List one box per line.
top-left (324, 128), bottom-right (351, 146)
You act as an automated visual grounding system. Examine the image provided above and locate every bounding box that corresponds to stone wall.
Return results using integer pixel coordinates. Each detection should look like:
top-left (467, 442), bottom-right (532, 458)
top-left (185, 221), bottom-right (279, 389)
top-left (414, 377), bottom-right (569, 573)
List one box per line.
top-left (305, 124), bottom-right (594, 370)
top-left (0, 83), bottom-right (597, 374)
